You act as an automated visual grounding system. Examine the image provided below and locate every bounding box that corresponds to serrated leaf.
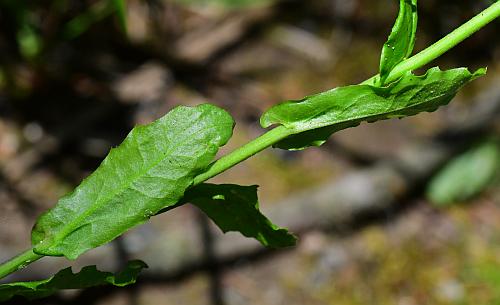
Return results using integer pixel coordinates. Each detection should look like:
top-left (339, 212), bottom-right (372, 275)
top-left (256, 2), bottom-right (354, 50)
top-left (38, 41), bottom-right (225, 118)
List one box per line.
top-left (260, 67), bottom-right (485, 150)
top-left (186, 184), bottom-right (297, 248)
top-left (0, 260), bottom-right (147, 302)
top-left (379, 0), bottom-right (418, 84)
top-left (32, 104), bottom-right (234, 259)
top-left (427, 141), bottom-right (500, 206)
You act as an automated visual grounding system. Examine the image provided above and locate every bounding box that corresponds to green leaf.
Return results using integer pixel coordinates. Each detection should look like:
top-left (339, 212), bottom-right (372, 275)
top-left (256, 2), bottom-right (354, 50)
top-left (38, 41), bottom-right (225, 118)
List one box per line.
top-left (17, 23), bottom-right (42, 59)
top-left (379, 0), bottom-right (418, 84)
top-left (427, 141), bottom-right (500, 206)
top-left (112, 0), bottom-right (127, 34)
top-left (63, 0), bottom-right (122, 39)
top-left (260, 67), bottom-right (485, 150)
top-left (186, 184), bottom-right (297, 248)
top-left (0, 260), bottom-right (147, 302)
top-left (32, 104), bottom-right (234, 259)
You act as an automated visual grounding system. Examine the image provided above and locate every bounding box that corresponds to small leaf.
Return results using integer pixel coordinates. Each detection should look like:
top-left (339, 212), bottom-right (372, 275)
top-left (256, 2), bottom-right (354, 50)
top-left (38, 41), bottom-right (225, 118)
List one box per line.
top-left (0, 260), bottom-right (147, 302)
top-left (260, 67), bottom-right (485, 150)
top-left (112, 0), bottom-right (127, 34)
top-left (63, 0), bottom-right (118, 39)
top-left (379, 0), bottom-right (418, 84)
top-left (427, 141), bottom-right (500, 206)
top-left (17, 23), bottom-right (42, 59)
top-left (186, 184), bottom-right (297, 248)
top-left (32, 104), bottom-right (234, 259)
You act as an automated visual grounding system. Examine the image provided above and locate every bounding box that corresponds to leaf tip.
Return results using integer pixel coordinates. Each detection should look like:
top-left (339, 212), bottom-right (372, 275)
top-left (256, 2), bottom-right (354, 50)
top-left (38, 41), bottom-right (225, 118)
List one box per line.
top-left (127, 260), bottom-right (149, 269)
top-left (472, 67), bottom-right (487, 78)
top-left (257, 228), bottom-right (298, 248)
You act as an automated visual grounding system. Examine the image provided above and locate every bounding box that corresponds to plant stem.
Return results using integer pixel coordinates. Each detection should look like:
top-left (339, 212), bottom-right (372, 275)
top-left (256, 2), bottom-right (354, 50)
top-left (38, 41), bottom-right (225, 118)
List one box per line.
top-left (0, 249), bottom-right (42, 280)
top-left (193, 125), bottom-right (294, 185)
top-left (365, 1), bottom-right (500, 85)
top-left (0, 1), bottom-right (499, 283)
top-left (195, 2), bottom-right (500, 184)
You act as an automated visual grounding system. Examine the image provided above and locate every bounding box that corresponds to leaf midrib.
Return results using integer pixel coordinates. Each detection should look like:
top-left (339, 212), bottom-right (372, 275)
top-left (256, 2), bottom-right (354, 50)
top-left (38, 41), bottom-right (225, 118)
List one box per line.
top-left (290, 78), bottom-right (461, 132)
top-left (40, 119), bottom-right (216, 252)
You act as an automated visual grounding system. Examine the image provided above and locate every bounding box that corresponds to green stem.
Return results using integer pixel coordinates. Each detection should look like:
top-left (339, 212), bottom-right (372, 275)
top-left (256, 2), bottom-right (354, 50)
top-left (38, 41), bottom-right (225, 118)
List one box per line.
top-left (0, 0), bottom-right (498, 283)
top-left (0, 249), bottom-right (42, 280)
top-left (193, 125), bottom-right (294, 185)
top-left (365, 1), bottom-right (500, 85)
top-left (195, 2), bottom-right (500, 184)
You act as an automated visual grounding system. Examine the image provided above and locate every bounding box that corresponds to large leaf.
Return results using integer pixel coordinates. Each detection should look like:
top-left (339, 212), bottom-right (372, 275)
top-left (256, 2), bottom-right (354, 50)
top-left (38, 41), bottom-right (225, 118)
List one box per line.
top-left (379, 0), bottom-right (418, 84)
top-left (186, 184), bottom-right (297, 247)
top-left (32, 104), bottom-right (234, 259)
top-left (427, 141), bottom-right (500, 206)
top-left (0, 260), bottom-right (147, 302)
top-left (260, 67), bottom-right (485, 150)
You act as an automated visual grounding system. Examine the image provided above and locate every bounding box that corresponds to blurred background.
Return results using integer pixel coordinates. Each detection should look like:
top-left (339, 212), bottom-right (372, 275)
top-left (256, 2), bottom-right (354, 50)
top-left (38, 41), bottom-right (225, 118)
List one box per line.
top-left (0, 0), bottom-right (499, 304)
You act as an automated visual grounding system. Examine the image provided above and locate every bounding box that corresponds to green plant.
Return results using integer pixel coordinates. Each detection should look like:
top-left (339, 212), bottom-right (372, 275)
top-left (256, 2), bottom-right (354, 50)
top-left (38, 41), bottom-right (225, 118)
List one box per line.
top-left (1, 0), bottom-right (127, 60)
top-left (427, 140), bottom-right (500, 206)
top-left (0, 0), bottom-right (499, 301)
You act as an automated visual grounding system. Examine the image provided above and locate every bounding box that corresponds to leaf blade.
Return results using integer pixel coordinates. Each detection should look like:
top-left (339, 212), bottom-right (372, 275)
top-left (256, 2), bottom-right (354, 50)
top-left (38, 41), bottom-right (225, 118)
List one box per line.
top-left (32, 104), bottom-right (234, 259)
top-left (186, 184), bottom-right (297, 248)
top-left (260, 67), bottom-right (485, 150)
top-left (0, 260), bottom-right (147, 302)
top-left (112, 0), bottom-right (127, 34)
top-left (427, 141), bottom-right (500, 206)
top-left (379, 0), bottom-right (418, 84)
